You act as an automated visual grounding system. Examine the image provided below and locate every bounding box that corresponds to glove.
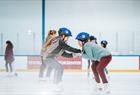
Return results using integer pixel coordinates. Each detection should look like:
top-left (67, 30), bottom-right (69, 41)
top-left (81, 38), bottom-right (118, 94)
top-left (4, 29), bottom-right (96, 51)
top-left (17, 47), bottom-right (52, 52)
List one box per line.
top-left (73, 53), bottom-right (82, 57)
top-left (77, 49), bottom-right (82, 53)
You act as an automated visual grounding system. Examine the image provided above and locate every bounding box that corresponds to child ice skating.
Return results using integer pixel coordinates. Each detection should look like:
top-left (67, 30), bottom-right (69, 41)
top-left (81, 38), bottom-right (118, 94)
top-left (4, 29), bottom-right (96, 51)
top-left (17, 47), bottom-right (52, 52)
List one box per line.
top-left (39, 30), bottom-right (57, 81)
top-left (41, 27), bottom-right (81, 91)
top-left (89, 37), bottom-right (110, 79)
top-left (76, 32), bottom-right (112, 94)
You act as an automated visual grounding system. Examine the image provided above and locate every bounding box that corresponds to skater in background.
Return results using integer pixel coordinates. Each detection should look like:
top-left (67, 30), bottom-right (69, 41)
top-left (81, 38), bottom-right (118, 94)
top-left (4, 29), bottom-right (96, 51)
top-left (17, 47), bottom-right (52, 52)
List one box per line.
top-left (4, 40), bottom-right (17, 76)
top-left (76, 32), bottom-right (112, 94)
top-left (101, 40), bottom-right (108, 48)
top-left (40, 27), bottom-right (81, 91)
top-left (39, 30), bottom-right (57, 80)
top-left (90, 35), bottom-right (97, 44)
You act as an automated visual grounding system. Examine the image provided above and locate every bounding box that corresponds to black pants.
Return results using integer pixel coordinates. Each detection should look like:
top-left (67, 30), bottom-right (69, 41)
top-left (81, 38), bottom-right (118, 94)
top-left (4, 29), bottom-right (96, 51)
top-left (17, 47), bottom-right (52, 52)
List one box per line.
top-left (5, 61), bottom-right (13, 72)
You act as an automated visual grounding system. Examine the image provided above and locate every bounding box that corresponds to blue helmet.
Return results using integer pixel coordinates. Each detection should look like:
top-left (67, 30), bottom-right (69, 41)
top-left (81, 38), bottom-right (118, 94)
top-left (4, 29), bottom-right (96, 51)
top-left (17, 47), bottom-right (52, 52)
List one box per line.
top-left (101, 40), bottom-right (108, 45)
top-left (76, 32), bottom-right (90, 41)
top-left (58, 27), bottom-right (72, 36)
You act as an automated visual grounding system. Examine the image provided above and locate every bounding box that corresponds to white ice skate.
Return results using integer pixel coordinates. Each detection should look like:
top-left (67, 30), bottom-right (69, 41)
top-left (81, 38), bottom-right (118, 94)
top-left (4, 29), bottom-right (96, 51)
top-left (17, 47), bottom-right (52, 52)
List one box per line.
top-left (92, 83), bottom-right (103, 95)
top-left (6, 72), bottom-right (11, 77)
top-left (10, 72), bottom-right (18, 77)
top-left (7, 72), bottom-right (14, 77)
top-left (39, 77), bottom-right (46, 81)
top-left (54, 82), bottom-right (64, 92)
top-left (102, 83), bottom-right (110, 95)
top-left (46, 77), bottom-right (51, 83)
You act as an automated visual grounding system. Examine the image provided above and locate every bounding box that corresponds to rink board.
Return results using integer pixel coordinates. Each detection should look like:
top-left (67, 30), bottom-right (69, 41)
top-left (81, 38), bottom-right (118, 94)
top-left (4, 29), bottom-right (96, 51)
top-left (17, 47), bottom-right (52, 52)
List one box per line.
top-left (0, 56), bottom-right (27, 70)
top-left (0, 55), bottom-right (140, 71)
top-left (27, 56), bottom-right (82, 70)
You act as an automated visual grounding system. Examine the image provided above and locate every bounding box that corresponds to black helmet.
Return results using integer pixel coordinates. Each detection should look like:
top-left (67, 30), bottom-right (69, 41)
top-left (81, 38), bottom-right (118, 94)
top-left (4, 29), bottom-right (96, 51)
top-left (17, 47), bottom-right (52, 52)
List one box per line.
top-left (101, 40), bottom-right (108, 48)
top-left (101, 40), bottom-right (108, 45)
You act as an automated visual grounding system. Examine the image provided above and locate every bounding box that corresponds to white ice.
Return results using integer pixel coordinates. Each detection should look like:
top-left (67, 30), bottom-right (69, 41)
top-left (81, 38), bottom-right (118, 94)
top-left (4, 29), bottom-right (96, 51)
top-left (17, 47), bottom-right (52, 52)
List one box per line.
top-left (0, 72), bottom-right (140, 95)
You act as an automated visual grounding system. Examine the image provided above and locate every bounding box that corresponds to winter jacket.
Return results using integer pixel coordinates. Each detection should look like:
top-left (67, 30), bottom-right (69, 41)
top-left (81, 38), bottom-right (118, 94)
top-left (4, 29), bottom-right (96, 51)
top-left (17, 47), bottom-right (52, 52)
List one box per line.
top-left (82, 42), bottom-right (111, 61)
top-left (4, 46), bottom-right (14, 63)
top-left (46, 36), bottom-right (81, 58)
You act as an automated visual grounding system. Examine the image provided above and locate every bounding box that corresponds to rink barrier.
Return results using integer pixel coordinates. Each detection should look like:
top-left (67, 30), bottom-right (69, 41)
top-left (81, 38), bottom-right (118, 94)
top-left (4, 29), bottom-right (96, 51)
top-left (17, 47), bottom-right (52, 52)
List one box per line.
top-left (139, 56), bottom-right (140, 70)
top-left (27, 56), bottom-right (82, 70)
top-left (0, 69), bottom-right (140, 72)
top-left (0, 55), bottom-right (140, 72)
top-left (81, 55), bottom-right (140, 72)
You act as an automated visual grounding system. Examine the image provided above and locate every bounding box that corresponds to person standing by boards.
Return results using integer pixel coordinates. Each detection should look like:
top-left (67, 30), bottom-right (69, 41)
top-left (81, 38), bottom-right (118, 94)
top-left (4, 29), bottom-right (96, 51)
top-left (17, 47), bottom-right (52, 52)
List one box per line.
top-left (4, 40), bottom-right (17, 77)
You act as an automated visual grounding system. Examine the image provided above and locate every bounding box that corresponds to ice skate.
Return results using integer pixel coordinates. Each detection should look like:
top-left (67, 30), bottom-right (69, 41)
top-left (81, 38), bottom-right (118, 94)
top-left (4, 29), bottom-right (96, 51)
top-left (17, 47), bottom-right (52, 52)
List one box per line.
top-left (7, 72), bottom-right (14, 77)
top-left (14, 72), bottom-right (18, 76)
top-left (54, 82), bottom-right (64, 92)
top-left (102, 83), bottom-right (110, 95)
top-left (7, 72), bottom-right (18, 77)
top-left (39, 77), bottom-right (46, 81)
top-left (6, 72), bottom-right (10, 77)
top-left (46, 76), bottom-right (52, 83)
top-left (93, 83), bottom-right (103, 95)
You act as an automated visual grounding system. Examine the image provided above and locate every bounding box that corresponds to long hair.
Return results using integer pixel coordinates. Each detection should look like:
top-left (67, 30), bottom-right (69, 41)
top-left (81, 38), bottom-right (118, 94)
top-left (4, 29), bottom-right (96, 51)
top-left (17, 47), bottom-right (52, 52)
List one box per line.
top-left (6, 40), bottom-right (13, 49)
top-left (45, 30), bottom-right (56, 42)
top-left (44, 30), bottom-right (57, 48)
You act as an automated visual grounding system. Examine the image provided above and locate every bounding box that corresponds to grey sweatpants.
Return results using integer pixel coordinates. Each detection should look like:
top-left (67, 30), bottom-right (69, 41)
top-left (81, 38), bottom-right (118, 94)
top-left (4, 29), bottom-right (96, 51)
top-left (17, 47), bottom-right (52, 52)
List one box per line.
top-left (39, 57), bottom-right (64, 84)
top-left (39, 58), bottom-right (53, 78)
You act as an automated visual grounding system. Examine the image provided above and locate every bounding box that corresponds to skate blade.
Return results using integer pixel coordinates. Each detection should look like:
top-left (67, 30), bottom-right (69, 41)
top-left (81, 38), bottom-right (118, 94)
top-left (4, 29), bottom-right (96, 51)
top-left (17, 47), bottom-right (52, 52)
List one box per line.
top-left (53, 90), bottom-right (64, 95)
top-left (38, 79), bottom-right (47, 82)
top-left (101, 91), bottom-right (111, 95)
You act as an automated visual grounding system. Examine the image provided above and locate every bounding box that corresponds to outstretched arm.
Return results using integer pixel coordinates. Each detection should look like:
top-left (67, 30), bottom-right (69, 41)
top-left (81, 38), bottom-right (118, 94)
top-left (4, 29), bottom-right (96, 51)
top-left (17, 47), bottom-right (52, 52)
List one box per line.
top-left (59, 40), bottom-right (81, 53)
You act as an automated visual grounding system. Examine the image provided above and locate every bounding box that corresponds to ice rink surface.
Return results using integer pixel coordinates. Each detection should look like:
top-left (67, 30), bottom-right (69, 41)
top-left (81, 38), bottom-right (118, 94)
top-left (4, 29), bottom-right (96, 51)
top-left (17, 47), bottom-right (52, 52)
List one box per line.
top-left (0, 71), bottom-right (140, 95)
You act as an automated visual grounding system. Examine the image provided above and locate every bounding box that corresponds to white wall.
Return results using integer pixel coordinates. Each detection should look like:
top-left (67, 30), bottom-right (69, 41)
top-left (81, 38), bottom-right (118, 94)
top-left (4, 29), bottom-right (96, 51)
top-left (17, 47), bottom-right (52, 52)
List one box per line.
top-left (0, 0), bottom-right (42, 55)
top-left (46, 0), bottom-right (140, 54)
top-left (0, 0), bottom-right (140, 55)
